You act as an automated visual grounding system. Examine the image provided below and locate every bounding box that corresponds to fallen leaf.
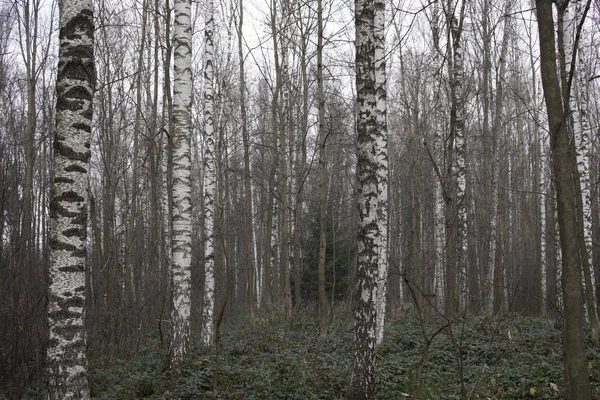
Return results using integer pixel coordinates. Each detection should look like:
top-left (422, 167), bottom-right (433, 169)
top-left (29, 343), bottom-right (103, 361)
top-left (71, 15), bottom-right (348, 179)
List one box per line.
top-left (529, 387), bottom-right (536, 396)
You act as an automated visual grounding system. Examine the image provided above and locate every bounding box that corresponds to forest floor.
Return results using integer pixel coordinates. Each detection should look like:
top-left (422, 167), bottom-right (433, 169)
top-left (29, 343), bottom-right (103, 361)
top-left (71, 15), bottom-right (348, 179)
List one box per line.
top-left (33, 310), bottom-right (600, 399)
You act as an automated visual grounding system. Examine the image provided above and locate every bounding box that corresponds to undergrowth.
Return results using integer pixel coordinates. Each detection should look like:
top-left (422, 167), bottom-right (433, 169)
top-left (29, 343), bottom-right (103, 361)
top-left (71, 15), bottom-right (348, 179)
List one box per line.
top-left (16, 311), bottom-right (600, 399)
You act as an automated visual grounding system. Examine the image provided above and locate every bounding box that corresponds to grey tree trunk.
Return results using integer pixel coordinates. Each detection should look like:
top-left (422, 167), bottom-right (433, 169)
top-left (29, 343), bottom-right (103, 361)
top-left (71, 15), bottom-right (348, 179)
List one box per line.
top-left (237, 0), bottom-right (255, 318)
top-left (169, 0), bottom-right (193, 364)
top-left (47, 0), bottom-right (95, 396)
top-left (350, 0), bottom-right (378, 396)
top-left (317, 0), bottom-right (329, 339)
top-left (374, 0), bottom-right (388, 345)
top-left (202, 0), bottom-right (216, 347)
top-left (536, 1), bottom-right (591, 397)
top-left (559, 0), bottom-right (599, 344)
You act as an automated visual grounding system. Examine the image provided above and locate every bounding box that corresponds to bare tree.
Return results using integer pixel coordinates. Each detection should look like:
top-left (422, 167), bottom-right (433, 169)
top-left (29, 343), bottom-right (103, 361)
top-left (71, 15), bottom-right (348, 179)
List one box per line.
top-left (374, 0), bottom-right (388, 345)
top-left (350, 0), bottom-right (379, 396)
top-left (536, 0), bottom-right (592, 397)
top-left (169, 0), bottom-right (193, 365)
top-left (202, 0), bottom-right (216, 347)
top-left (47, 0), bottom-right (95, 396)
top-left (316, 0), bottom-right (329, 339)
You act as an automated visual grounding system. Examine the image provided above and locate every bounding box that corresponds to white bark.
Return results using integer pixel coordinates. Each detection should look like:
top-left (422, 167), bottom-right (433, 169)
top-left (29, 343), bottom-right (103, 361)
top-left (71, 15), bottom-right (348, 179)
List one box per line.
top-left (169, 0), bottom-right (193, 364)
top-left (576, 53), bottom-right (595, 300)
top-left (451, 15), bottom-right (467, 311)
top-left (434, 182), bottom-right (444, 312)
top-left (202, 0), bottom-right (216, 346)
top-left (253, 179), bottom-right (262, 306)
top-left (374, 0), bottom-right (388, 345)
top-left (540, 134), bottom-right (547, 314)
top-left (351, 0), bottom-right (378, 396)
top-left (47, 0), bottom-right (94, 397)
top-left (567, 1), bottom-right (595, 305)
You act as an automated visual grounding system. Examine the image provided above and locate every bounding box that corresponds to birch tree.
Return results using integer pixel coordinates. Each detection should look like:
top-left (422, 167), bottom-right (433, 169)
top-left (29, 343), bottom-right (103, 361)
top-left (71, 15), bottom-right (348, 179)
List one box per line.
top-left (277, 0), bottom-right (293, 318)
top-left (560, 0), bottom-right (599, 343)
top-left (441, 2), bottom-right (466, 315)
top-left (202, 0), bottom-right (216, 346)
top-left (449, 7), bottom-right (467, 312)
top-left (374, 0), bottom-right (388, 345)
top-left (169, 0), bottom-right (193, 365)
top-left (350, 0), bottom-right (379, 396)
top-left (47, 0), bottom-right (95, 396)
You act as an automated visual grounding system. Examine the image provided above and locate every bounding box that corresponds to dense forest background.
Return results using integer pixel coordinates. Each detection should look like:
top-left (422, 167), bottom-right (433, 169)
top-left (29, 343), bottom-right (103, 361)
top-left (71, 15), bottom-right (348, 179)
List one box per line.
top-left (1, 0), bottom-right (600, 397)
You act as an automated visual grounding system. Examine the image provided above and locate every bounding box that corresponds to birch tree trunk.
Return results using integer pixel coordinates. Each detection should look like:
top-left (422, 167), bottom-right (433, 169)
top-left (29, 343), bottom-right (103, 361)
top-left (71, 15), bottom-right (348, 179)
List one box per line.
top-left (202, 0), bottom-right (216, 346)
top-left (575, 51), bottom-right (597, 332)
top-left (350, 0), bottom-right (378, 396)
top-left (450, 12), bottom-right (467, 311)
top-left (160, 0), bottom-right (174, 344)
top-left (169, 0), bottom-right (193, 364)
top-left (374, 0), bottom-right (388, 345)
top-left (278, 0), bottom-right (293, 318)
top-left (560, 0), bottom-right (599, 344)
top-left (47, 0), bottom-right (95, 396)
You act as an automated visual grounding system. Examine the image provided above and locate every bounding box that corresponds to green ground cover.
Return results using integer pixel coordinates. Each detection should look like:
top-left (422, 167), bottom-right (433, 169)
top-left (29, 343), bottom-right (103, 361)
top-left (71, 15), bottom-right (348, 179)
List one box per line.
top-left (20, 311), bottom-right (600, 399)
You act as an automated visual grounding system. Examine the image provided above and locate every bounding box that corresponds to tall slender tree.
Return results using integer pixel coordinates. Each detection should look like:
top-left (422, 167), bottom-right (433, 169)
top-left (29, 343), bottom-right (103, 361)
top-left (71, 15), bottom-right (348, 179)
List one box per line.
top-left (169, 0), bottom-right (193, 365)
top-left (374, 0), bottom-right (388, 345)
top-left (560, 0), bottom-right (599, 344)
top-left (202, 0), bottom-right (217, 346)
top-left (236, 0), bottom-right (255, 318)
top-left (316, 0), bottom-right (329, 339)
top-left (536, 0), bottom-right (592, 397)
top-left (485, 0), bottom-right (512, 314)
top-left (47, 0), bottom-right (95, 396)
top-left (450, 8), bottom-right (467, 312)
top-left (350, 0), bottom-right (379, 396)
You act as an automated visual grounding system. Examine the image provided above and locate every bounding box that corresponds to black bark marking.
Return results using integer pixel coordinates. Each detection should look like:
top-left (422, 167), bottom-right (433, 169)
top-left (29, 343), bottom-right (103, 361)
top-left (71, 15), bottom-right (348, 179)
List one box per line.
top-left (71, 212), bottom-right (87, 226)
top-left (58, 264), bottom-right (84, 273)
top-left (56, 191), bottom-right (85, 203)
top-left (49, 238), bottom-right (78, 252)
top-left (54, 177), bottom-right (75, 184)
top-left (49, 309), bottom-right (81, 321)
top-left (72, 122), bottom-right (91, 133)
top-left (56, 97), bottom-right (86, 113)
top-left (61, 296), bottom-right (84, 308)
top-left (64, 164), bottom-right (87, 173)
top-left (73, 248), bottom-right (86, 258)
top-left (49, 201), bottom-right (80, 218)
top-left (54, 140), bottom-right (91, 162)
top-left (61, 12), bottom-right (94, 40)
top-left (54, 324), bottom-right (83, 341)
top-left (64, 85), bottom-right (93, 102)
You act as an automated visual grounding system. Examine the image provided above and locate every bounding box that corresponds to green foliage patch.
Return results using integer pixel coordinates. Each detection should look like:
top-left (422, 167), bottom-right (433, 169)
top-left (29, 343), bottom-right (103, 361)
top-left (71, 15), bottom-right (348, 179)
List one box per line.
top-left (82, 312), bottom-right (600, 399)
